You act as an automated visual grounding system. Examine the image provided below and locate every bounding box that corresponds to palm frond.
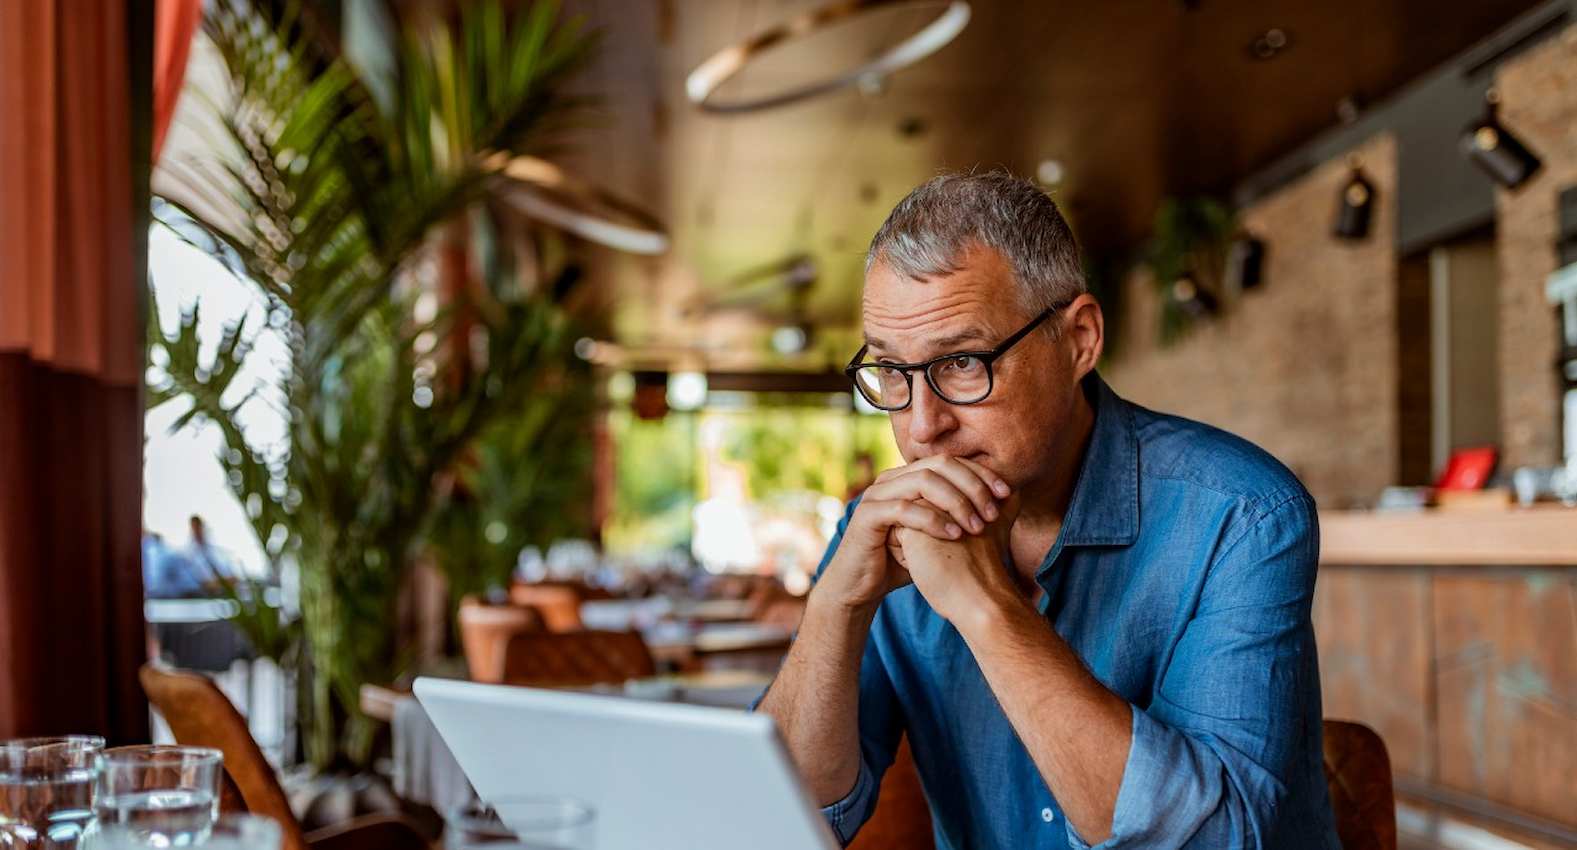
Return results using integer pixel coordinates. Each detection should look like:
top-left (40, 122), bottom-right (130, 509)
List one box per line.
top-left (155, 0), bottom-right (598, 769)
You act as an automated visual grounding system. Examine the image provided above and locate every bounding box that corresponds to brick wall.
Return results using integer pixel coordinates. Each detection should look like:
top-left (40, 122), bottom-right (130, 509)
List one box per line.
top-left (1495, 26), bottom-right (1577, 468)
top-left (1104, 135), bottom-right (1400, 508)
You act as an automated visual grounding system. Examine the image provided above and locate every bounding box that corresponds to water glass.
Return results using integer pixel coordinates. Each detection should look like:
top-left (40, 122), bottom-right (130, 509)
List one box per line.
top-left (193, 815), bottom-right (282, 850)
top-left (446, 797), bottom-right (595, 850)
top-left (94, 745), bottom-right (222, 847)
top-left (0, 736), bottom-right (104, 849)
top-left (97, 814), bottom-right (280, 850)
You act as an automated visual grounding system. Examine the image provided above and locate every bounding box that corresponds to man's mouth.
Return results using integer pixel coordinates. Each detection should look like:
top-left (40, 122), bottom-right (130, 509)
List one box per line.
top-left (964, 452), bottom-right (996, 472)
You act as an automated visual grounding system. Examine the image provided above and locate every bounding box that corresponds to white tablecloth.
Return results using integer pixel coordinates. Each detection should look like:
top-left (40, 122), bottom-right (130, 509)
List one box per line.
top-left (392, 692), bottom-right (475, 813)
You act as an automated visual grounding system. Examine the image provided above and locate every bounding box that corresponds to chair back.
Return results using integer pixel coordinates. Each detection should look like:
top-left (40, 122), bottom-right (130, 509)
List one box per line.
top-left (499, 629), bottom-right (656, 687)
top-left (1323, 719), bottom-right (1396, 850)
top-left (458, 596), bottom-right (545, 684)
top-left (844, 720), bottom-right (1395, 850)
top-left (508, 583), bottom-right (584, 631)
top-left (138, 664), bottom-right (310, 850)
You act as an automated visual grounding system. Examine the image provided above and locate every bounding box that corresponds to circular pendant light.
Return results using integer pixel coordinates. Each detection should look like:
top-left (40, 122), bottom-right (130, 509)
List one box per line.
top-left (685, 0), bottom-right (972, 114)
top-left (490, 154), bottom-right (670, 256)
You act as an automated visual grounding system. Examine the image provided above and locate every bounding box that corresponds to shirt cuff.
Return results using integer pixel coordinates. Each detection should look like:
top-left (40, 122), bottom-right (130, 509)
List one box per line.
top-left (1064, 706), bottom-right (1218, 849)
top-left (821, 757), bottom-right (879, 847)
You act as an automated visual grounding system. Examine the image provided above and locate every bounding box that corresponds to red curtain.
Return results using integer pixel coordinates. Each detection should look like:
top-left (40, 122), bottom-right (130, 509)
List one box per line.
top-left (0, 0), bottom-right (152, 743)
top-left (153, 0), bottom-right (202, 161)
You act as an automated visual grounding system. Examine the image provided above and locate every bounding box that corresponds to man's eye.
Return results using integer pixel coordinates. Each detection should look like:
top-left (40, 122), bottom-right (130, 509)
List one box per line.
top-left (943, 356), bottom-right (982, 372)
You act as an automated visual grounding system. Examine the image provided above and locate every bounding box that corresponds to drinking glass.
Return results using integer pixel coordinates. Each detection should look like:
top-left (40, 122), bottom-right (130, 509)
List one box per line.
top-left (97, 813), bottom-right (282, 850)
top-left (93, 745), bottom-right (222, 847)
top-left (445, 797), bottom-right (595, 850)
top-left (201, 815), bottom-right (282, 850)
top-left (0, 736), bottom-right (104, 849)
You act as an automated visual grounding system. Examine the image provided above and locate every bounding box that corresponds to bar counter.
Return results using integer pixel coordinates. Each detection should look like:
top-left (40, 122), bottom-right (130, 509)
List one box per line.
top-left (1309, 504), bottom-right (1575, 842)
top-left (1319, 505), bottom-right (1577, 566)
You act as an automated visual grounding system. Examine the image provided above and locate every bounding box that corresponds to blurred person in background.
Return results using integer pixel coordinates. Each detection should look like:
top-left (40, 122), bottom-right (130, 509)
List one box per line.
top-left (186, 514), bottom-right (237, 588)
top-left (142, 515), bottom-right (238, 599)
top-left (142, 526), bottom-right (207, 599)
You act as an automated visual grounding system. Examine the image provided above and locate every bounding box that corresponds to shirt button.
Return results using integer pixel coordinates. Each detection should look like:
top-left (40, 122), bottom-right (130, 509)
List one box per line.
top-left (1041, 807), bottom-right (1055, 823)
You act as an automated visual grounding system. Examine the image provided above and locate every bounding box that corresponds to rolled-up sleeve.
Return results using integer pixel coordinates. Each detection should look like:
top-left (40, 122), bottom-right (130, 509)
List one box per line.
top-left (1067, 492), bottom-right (1323, 849)
top-left (821, 751), bottom-right (880, 844)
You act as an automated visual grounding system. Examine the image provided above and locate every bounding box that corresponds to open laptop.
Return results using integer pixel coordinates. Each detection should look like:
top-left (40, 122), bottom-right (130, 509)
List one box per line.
top-left (414, 677), bottom-right (840, 850)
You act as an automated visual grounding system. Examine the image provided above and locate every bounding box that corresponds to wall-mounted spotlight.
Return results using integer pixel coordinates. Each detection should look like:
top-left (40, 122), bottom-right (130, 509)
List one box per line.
top-left (1226, 236), bottom-right (1266, 292)
top-left (1333, 160), bottom-right (1375, 241)
top-left (1460, 88), bottom-right (1542, 190)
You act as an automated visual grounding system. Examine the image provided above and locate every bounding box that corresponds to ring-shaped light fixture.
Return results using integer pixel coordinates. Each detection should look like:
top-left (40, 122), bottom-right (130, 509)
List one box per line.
top-left (685, 0), bottom-right (971, 114)
top-left (490, 154), bottom-right (671, 256)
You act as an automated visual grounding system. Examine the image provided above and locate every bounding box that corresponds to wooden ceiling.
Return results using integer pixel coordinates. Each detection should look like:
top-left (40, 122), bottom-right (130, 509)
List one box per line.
top-left (551, 0), bottom-right (1545, 369)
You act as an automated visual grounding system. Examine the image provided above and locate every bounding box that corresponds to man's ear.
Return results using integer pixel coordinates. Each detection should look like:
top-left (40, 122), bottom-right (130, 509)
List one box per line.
top-left (1063, 294), bottom-right (1104, 379)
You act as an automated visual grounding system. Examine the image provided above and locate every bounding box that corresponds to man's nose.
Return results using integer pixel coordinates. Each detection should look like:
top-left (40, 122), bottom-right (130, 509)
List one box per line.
top-left (904, 375), bottom-right (958, 446)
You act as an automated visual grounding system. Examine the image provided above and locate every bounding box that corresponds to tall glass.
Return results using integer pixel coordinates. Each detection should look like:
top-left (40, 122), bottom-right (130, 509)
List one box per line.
top-left (445, 798), bottom-right (595, 850)
top-left (93, 745), bottom-right (222, 847)
top-left (95, 813), bottom-right (282, 850)
top-left (0, 736), bottom-right (105, 849)
top-left (200, 815), bottom-right (283, 850)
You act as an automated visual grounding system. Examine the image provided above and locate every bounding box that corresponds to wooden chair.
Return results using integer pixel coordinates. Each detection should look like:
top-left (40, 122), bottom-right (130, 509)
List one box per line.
top-left (138, 664), bottom-right (429, 850)
top-left (457, 595), bottom-right (545, 684)
top-left (499, 629), bottom-right (656, 688)
top-left (508, 583), bottom-right (584, 632)
top-left (845, 720), bottom-right (1396, 850)
top-left (1323, 719), bottom-right (1396, 850)
top-left (849, 736), bottom-right (934, 850)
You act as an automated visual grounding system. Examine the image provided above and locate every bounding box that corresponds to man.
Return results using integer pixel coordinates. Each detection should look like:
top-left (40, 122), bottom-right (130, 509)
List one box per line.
top-left (757, 172), bottom-right (1339, 849)
top-left (187, 514), bottom-right (237, 589)
top-left (142, 528), bottom-right (206, 599)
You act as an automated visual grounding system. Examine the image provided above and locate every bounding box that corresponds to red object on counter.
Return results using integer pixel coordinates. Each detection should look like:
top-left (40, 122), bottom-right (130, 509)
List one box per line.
top-left (1434, 446), bottom-right (1498, 491)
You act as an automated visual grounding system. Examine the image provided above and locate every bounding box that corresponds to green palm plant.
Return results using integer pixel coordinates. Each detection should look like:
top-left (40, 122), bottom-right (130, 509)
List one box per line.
top-left (148, 0), bottom-right (598, 768)
top-left (424, 363), bottom-right (598, 609)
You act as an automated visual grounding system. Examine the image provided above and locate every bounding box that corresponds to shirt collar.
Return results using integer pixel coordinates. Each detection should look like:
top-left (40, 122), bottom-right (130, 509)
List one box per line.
top-left (1053, 371), bottom-right (1140, 549)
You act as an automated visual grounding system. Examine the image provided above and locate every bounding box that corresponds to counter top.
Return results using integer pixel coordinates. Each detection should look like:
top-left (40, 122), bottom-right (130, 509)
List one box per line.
top-left (1318, 506), bottom-right (1577, 566)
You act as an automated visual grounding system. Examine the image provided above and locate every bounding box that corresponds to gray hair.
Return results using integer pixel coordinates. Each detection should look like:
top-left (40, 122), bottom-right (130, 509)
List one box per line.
top-left (865, 171), bottom-right (1086, 318)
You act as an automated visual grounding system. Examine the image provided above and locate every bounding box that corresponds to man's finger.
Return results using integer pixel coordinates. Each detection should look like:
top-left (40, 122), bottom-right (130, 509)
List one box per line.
top-left (952, 456), bottom-right (1012, 500)
top-left (864, 470), bottom-right (983, 533)
top-left (861, 497), bottom-right (963, 542)
top-left (880, 459), bottom-right (1002, 528)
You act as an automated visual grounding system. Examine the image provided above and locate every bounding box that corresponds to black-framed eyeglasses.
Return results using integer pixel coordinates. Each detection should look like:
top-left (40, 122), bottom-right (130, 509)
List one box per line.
top-left (844, 301), bottom-right (1068, 412)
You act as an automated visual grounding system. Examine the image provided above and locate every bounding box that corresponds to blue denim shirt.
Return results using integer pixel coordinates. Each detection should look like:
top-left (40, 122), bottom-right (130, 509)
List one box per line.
top-left (801, 374), bottom-right (1339, 849)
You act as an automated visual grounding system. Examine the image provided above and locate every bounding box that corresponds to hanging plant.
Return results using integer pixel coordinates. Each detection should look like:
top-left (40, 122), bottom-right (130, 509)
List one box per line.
top-left (1144, 197), bottom-right (1237, 346)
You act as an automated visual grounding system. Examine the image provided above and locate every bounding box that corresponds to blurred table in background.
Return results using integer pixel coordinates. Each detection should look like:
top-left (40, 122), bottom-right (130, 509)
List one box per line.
top-left (673, 598), bottom-right (758, 622)
top-left (641, 621), bottom-right (792, 671)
